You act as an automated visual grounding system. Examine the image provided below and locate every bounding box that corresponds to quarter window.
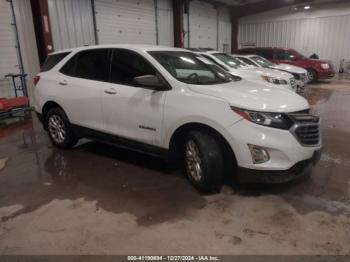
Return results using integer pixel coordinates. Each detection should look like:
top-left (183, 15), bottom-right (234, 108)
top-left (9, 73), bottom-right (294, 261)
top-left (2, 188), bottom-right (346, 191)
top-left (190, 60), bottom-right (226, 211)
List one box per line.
top-left (60, 49), bottom-right (109, 81)
top-left (110, 49), bottom-right (156, 86)
top-left (41, 52), bottom-right (70, 72)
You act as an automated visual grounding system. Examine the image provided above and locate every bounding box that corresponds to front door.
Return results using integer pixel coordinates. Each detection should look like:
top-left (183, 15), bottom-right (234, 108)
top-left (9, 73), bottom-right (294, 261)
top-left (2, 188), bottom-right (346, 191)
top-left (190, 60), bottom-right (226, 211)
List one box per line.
top-left (101, 49), bottom-right (166, 147)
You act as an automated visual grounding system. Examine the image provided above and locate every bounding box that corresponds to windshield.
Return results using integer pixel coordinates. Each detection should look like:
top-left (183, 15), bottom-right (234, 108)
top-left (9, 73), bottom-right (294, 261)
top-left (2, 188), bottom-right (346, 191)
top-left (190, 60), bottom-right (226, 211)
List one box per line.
top-left (251, 56), bottom-right (275, 67)
top-left (212, 53), bottom-right (248, 69)
top-left (148, 51), bottom-right (236, 85)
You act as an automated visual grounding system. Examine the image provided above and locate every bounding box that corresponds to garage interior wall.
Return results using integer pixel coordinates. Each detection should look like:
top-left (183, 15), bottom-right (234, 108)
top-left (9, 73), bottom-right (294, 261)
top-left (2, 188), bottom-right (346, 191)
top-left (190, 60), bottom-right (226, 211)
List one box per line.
top-left (185, 1), bottom-right (231, 52)
top-left (239, 2), bottom-right (350, 71)
top-left (0, 0), bottom-right (20, 98)
top-left (48, 0), bottom-right (96, 51)
top-left (95, 0), bottom-right (173, 46)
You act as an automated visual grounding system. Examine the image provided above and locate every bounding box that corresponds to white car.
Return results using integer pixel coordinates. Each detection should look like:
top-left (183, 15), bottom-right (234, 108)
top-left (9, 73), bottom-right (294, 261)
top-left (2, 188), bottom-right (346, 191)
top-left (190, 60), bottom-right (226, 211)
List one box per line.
top-left (195, 51), bottom-right (298, 92)
top-left (233, 54), bottom-right (308, 92)
top-left (33, 45), bottom-right (321, 192)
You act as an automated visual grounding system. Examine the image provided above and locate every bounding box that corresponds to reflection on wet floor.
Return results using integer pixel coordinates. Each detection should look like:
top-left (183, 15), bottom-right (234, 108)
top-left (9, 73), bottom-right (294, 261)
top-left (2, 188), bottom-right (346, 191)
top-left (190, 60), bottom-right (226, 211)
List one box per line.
top-left (0, 82), bottom-right (350, 228)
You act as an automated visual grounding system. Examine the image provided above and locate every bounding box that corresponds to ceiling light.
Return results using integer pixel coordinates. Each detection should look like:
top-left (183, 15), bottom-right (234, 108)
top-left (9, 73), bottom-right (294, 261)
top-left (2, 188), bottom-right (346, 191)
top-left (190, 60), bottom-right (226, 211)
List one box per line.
top-left (304, 5), bottom-right (311, 10)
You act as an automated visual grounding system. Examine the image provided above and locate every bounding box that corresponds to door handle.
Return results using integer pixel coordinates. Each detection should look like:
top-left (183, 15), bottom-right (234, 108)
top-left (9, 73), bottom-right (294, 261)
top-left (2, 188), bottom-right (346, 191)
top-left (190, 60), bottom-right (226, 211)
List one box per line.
top-left (59, 80), bottom-right (68, 86)
top-left (104, 88), bottom-right (117, 95)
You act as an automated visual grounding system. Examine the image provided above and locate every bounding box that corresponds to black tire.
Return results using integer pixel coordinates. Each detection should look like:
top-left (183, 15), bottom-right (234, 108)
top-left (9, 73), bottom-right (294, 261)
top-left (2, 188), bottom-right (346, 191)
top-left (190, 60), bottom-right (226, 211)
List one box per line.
top-left (184, 131), bottom-right (224, 193)
top-left (307, 69), bottom-right (317, 83)
top-left (45, 107), bottom-right (78, 149)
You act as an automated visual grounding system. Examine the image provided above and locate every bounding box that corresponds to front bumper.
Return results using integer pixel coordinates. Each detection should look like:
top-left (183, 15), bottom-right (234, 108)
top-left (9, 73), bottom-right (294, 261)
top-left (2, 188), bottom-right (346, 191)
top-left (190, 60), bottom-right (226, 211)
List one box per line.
top-left (236, 149), bottom-right (321, 183)
top-left (222, 119), bottom-right (321, 182)
top-left (318, 69), bottom-right (335, 79)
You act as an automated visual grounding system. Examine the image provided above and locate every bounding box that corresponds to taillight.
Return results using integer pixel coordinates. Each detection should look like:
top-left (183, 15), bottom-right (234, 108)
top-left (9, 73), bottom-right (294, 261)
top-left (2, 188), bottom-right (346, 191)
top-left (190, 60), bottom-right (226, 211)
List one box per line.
top-left (33, 75), bottom-right (40, 86)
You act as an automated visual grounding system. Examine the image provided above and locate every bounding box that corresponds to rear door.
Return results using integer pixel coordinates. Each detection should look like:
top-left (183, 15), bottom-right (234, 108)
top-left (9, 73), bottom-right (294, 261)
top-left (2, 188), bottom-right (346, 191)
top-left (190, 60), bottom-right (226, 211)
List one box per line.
top-left (101, 49), bottom-right (166, 147)
top-left (256, 49), bottom-right (274, 62)
top-left (58, 49), bottom-right (109, 130)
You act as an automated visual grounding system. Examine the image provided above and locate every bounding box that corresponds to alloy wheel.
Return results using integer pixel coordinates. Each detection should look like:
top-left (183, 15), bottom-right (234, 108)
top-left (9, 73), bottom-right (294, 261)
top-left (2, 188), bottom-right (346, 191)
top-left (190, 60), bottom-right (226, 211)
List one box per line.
top-left (48, 114), bottom-right (66, 144)
top-left (185, 140), bottom-right (203, 182)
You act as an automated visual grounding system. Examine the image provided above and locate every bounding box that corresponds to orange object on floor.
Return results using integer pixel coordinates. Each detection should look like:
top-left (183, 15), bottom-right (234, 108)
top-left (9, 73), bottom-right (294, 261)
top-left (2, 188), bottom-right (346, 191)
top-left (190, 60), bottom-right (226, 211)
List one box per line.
top-left (0, 96), bottom-right (29, 111)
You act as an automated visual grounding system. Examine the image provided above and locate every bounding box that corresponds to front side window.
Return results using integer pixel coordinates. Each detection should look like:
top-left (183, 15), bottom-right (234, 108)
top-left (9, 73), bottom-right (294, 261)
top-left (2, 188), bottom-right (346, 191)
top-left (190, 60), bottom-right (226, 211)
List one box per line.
top-left (212, 53), bottom-right (247, 69)
top-left (149, 51), bottom-right (235, 85)
top-left (110, 49), bottom-right (156, 85)
top-left (251, 56), bottom-right (275, 68)
top-left (41, 52), bottom-right (70, 72)
top-left (234, 57), bottom-right (256, 67)
top-left (74, 49), bottom-right (109, 81)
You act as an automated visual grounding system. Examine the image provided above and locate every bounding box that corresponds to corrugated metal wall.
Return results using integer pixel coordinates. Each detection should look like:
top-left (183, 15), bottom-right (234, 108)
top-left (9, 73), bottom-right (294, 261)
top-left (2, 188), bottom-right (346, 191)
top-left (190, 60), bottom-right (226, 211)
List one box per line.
top-left (0, 0), bottom-right (19, 98)
top-left (239, 4), bottom-right (350, 71)
top-left (13, 0), bottom-right (40, 99)
top-left (48, 0), bottom-right (96, 51)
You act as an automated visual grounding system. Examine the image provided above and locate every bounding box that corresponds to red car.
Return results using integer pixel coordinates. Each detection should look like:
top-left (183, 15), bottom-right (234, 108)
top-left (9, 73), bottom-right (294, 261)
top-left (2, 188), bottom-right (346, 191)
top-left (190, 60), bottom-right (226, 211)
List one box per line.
top-left (238, 47), bottom-right (335, 82)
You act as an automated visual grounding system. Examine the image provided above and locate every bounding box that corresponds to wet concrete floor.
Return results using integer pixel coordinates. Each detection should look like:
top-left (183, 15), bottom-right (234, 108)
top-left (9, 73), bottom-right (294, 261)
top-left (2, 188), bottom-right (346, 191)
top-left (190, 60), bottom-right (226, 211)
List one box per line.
top-left (0, 79), bottom-right (350, 254)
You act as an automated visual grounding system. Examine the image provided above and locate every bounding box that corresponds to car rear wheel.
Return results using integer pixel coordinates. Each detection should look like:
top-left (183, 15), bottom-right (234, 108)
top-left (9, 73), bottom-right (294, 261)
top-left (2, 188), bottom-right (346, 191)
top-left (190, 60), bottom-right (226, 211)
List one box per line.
top-left (307, 69), bottom-right (317, 83)
top-left (45, 108), bottom-right (78, 149)
top-left (184, 131), bottom-right (224, 193)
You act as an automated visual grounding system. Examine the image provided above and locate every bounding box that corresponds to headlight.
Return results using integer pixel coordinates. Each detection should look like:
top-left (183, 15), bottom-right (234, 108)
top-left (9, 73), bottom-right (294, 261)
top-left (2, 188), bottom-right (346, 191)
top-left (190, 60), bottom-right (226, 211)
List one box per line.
top-left (321, 63), bottom-right (330, 69)
top-left (261, 75), bottom-right (288, 85)
top-left (232, 107), bottom-right (293, 129)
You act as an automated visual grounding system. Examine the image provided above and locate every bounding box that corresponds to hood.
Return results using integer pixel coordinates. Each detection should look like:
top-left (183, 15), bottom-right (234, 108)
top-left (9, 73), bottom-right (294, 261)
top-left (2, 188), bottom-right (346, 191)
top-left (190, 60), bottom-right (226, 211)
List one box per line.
top-left (242, 67), bottom-right (293, 80)
top-left (271, 64), bottom-right (307, 74)
top-left (187, 79), bottom-right (309, 113)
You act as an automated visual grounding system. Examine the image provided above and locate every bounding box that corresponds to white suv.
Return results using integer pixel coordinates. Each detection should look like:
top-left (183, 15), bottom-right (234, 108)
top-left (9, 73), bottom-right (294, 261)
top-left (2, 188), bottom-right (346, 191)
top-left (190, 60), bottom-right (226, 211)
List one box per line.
top-left (33, 45), bottom-right (321, 192)
top-left (196, 51), bottom-right (298, 92)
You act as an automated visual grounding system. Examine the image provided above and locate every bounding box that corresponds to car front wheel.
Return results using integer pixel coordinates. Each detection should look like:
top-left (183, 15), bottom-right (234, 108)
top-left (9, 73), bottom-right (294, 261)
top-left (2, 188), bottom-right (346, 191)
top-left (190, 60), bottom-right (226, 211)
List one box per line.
top-left (184, 131), bottom-right (224, 193)
top-left (307, 69), bottom-right (317, 83)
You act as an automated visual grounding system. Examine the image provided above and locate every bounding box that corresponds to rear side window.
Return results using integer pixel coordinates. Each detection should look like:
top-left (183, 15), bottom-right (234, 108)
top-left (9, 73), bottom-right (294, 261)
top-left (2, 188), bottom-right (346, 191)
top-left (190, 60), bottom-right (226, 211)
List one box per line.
top-left (60, 49), bottom-right (109, 81)
top-left (256, 49), bottom-right (274, 60)
top-left (41, 52), bottom-right (70, 72)
top-left (109, 49), bottom-right (156, 85)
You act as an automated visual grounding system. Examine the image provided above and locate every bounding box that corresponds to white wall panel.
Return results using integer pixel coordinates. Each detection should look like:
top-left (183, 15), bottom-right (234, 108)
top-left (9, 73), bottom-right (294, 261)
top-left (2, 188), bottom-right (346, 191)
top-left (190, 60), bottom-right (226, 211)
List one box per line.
top-left (48, 0), bottom-right (95, 51)
top-left (188, 1), bottom-right (217, 49)
top-left (96, 0), bottom-right (156, 44)
top-left (239, 3), bottom-right (350, 71)
top-left (157, 0), bottom-right (173, 46)
top-left (187, 1), bottom-right (231, 52)
top-left (218, 6), bottom-right (231, 52)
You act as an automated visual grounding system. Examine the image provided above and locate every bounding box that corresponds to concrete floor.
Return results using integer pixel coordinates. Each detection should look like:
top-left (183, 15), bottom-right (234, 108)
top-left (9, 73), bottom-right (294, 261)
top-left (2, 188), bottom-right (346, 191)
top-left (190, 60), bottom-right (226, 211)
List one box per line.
top-left (0, 78), bottom-right (350, 255)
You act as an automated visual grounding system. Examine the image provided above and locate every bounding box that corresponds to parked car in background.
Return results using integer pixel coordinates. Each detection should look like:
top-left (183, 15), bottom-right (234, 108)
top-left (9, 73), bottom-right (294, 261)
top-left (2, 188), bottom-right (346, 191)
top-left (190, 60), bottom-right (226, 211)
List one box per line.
top-left (33, 45), bottom-right (321, 192)
top-left (232, 54), bottom-right (308, 92)
top-left (238, 47), bottom-right (335, 82)
top-left (195, 50), bottom-right (297, 92)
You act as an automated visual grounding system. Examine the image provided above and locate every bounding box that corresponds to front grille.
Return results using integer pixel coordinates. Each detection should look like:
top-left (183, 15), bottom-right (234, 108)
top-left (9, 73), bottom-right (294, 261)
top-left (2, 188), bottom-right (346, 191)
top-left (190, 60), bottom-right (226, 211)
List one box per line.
top-left (288, 114), bottom-right (320, 146)
top-left (294, 124), bottom-right (320, 145)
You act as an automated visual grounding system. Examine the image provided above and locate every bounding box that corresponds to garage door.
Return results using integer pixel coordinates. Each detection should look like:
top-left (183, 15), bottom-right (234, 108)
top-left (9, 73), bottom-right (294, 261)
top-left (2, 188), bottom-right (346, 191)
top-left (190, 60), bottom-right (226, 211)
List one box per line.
top-left (48, 0), bottom-right (96, 51)
top-left (0, 0), bottom-right (19, 97)
top-left (95, 0), bottom-right (157, 45)
top-left (188, 1), bottom-right (217, 49)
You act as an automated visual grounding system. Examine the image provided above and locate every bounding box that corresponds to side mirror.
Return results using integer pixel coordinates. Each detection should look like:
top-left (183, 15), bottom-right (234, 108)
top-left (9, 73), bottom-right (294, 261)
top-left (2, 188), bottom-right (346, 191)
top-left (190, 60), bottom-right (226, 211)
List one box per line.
top-left (132, 75), bottom-right (166, 90)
